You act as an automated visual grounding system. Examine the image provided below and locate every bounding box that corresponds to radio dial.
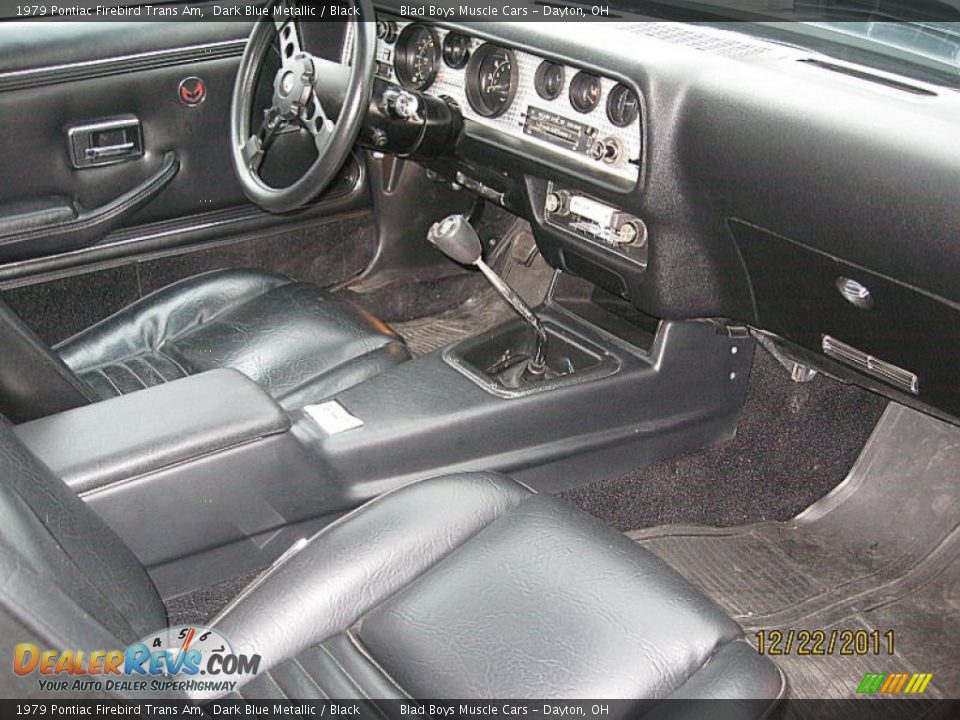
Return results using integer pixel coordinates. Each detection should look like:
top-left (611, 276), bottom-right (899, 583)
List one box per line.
top-left (545, 190), bottom-right (570, 215)
top-left (616, 220), bottom-right (647, 246)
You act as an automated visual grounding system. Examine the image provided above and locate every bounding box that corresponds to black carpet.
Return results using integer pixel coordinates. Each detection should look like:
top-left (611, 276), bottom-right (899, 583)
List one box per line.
top-left (1, 214), bottom-right (377, 346)
top-left (560, 349), bottom-right (889, 530)
top-left (165, 570), bottom-right (262, 627)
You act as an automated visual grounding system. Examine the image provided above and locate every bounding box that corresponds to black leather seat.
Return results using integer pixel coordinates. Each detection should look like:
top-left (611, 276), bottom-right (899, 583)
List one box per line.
top-left (0, 268), bottom-right (408, 422)
top-left (0, 415), bottom-right (784, 707)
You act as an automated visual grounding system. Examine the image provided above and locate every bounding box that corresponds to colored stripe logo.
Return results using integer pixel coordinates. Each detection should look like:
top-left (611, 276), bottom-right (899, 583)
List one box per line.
top-left (857, 672), bottom-right (933, 694)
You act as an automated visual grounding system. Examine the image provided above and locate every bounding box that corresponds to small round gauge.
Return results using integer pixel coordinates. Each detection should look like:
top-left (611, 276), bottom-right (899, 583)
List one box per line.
top-left (534, 61), bottom-right (565, 101)
top-left (465, 43), bottom-right (519, 118)
top-left (606, 83), bottom-right (640, 127)
top-left (395, 23), bottom-right (440, 91)
top-left (569, 71), bottom-right (602, 114)
top-left (442, 32), bottom-right (471, 69)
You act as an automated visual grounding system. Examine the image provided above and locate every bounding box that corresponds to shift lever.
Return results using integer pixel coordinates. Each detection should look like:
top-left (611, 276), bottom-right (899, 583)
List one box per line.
top-left (428, 215), bottom-right (547, 375)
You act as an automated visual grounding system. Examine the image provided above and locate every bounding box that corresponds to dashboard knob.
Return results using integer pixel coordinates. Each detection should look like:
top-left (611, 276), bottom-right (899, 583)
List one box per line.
top-left (545, 190), bottom-right (569, 216)
top-left (615, 220), bottom-right (646, 246)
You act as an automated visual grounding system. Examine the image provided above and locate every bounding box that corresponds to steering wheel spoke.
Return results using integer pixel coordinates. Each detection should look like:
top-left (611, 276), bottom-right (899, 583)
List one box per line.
top-left (241, 108), bottom-right (284, 172)
top-left (230, 0), bottom-right (376, 213)
top-left (302, 92), bottom-right (333, 150)
top-left (274, 3), bottom-right (303, 69)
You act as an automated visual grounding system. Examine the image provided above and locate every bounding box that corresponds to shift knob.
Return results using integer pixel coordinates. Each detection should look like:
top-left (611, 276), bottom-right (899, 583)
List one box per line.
top-left (427, 215), bottom-right (482, 266)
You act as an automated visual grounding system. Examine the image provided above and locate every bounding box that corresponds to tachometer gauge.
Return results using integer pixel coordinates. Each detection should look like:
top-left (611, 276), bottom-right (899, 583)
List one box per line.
top-left (466, 43), bottom-right (519, 118)
top-left (395, 23), bottom-right (440, 91)
top-left (607, 83), bottom-right (640, 127)
top-left (535, 61), bottom-right (565, 101)
top-left (569, 71), bottom-right (602, 114)
top-left (442, 32), bottom-right (471, 69)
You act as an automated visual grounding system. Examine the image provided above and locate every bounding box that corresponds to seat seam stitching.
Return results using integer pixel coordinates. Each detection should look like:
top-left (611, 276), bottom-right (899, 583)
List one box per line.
top-left (137, 355), bottom-right (167, 382)
top-left (95, 368), bottom-right (122, 396)
top-left (156, 350), bottom-right (189, 377)
top-left (345, 630), bottom-right (412, 699)
top-left (290, 656), bottom-right (330, 700)
top-left (118, 360), bottom-right (148, 390)
top-left (318, 644), bottom-right (373, 701)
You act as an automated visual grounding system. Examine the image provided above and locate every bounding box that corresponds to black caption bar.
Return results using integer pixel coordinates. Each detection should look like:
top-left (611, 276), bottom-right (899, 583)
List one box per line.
top-left (1, 0), bottom-right (960, 22)
top-left (0, 699), bottom-right (952, 720)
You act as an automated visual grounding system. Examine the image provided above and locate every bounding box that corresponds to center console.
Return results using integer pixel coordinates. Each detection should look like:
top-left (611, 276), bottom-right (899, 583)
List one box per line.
top-left (14, 370), bottom-right (336, 597)
top-left (15, 265), bottom-right (754, 602)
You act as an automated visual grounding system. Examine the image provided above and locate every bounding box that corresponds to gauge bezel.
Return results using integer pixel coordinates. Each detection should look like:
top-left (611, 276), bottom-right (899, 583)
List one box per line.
top-left (394, 23), bottom-right (441, 91)
top-left (442, 32), bottom-right (472, 69)
top-left (534, 61), bottom-right (565, 101)
top-left (465, 43), bottom-right (520, 119)
top-left (569, 71), bottom-right (602, 114)
top-left (606, 83), bottom-right (640, 127)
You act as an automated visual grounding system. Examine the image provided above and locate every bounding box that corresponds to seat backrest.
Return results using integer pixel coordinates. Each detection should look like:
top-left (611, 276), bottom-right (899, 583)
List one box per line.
top-left (0, 414), bottom-right (165, 649)
top-left (0, 297), bottom-right (95, 423)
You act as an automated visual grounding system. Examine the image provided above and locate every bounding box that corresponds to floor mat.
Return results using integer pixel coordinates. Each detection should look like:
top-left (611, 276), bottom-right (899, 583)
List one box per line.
top-left (628, 403), bottom-right (960, 703)
top-left (392, 221), bottom-right (555, 356)
top-left (393, 290), bottom-right (517, 355)
top-left (561, 349), bottom-right (889, 529)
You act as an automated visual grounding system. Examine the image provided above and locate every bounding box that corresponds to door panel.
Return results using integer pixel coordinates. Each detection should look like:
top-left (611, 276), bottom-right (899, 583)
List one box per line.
top-left (0, 19), bottom-right (368, 270)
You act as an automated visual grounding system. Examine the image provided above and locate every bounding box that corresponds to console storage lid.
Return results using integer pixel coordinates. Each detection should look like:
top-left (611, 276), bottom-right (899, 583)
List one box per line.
top-left (15, 368), bottom-right (290, 493)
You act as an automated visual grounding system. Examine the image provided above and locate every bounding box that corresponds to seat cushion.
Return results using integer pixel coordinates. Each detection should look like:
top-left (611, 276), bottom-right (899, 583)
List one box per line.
top-left (55, 268), bottom-right (409, 409)
top-left (214, 473), bottom-right (785, 707)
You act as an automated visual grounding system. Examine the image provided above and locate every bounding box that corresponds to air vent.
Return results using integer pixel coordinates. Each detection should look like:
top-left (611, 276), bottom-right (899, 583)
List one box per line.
top-left (799, 59), bottom-right (937, 96)
top-left (624, 23), bottom-right (773, 59)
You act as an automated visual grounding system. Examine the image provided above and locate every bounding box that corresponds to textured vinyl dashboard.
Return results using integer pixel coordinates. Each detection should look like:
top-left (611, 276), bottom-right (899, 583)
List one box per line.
top-left (347, 19), bottom-right (642, 185)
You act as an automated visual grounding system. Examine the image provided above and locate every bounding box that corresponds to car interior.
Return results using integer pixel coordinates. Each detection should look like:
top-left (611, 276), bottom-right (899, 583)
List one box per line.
top-left (0, 0), bottom-right (958, 712)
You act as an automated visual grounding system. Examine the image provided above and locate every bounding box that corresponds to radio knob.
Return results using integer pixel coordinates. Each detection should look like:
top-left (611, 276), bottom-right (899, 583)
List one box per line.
top-left (615, 220), bottom-right (646, 246)
top-left (601, 137), bottom-right (624, 165)
top-left (545, 191), bottom-right (569, 216)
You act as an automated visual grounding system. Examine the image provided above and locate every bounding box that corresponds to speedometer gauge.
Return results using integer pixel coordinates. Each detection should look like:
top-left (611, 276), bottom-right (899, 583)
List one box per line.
top-left (395, 23), bottom-right (440, 91)
top-left (465, 43), bottom-right (519, 118)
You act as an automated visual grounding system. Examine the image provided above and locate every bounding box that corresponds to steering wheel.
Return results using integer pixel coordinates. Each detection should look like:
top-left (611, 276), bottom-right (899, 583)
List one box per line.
top-left (230, 0), bottom-right (376, 213)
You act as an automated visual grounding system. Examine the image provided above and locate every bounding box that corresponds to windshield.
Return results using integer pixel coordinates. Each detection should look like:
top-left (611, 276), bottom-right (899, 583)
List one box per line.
top-left (810, 21), bottom-right (960, 68)
top-left (608, 2), bottom-right (960, 86)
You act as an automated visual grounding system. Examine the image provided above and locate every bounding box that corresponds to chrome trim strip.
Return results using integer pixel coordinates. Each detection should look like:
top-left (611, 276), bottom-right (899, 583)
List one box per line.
top-left (0, 39), bottom-right (247, 91)
top-left (822, 335), bottom-right (919, 395)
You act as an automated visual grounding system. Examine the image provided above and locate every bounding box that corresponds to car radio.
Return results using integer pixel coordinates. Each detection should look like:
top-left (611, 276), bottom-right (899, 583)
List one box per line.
top-left (523, 107), bottom-right (597, 155)
top-left (543, 183), bottom-right (647, 267)
top-left (524, 107), bottom-right (628, 167)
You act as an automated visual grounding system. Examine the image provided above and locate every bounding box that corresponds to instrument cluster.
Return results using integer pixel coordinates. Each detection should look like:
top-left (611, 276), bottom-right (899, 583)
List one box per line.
top-left (370, 19), bottom-right (642, 183)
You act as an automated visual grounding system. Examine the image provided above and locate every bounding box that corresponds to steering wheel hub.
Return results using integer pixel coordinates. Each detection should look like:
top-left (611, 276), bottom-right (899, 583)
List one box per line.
top-left (272, 55), bottom-right (314, 120)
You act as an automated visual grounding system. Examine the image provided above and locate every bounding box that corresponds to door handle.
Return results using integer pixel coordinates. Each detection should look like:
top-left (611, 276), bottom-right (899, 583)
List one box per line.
top-left (85, 142), bottom-right (136, 161)
top-left (67, 116), bottom-right (143, 169)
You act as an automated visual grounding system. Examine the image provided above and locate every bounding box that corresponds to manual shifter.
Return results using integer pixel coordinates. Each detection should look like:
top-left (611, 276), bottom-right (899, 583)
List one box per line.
top-left (427, 215), bottom-right (548, 377)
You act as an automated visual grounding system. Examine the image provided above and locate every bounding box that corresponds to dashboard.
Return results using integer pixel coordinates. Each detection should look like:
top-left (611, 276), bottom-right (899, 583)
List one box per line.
top-left (348, 10), bottom-right (960, 422)
top-left (350, 19), bottom-right (643, 186)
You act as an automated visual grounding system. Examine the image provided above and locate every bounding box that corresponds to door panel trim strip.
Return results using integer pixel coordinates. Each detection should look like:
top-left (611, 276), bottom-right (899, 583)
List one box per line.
top-left (0, 39), bottom-right (247, 93)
